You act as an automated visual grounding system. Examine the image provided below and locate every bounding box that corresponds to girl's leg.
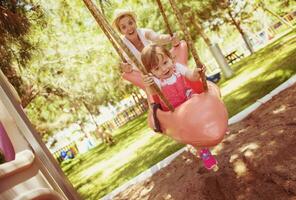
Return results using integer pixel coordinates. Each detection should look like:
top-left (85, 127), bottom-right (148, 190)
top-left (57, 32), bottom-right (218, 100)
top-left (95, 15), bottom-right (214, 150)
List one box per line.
top-left (194, 146), bottom-right (219, 171)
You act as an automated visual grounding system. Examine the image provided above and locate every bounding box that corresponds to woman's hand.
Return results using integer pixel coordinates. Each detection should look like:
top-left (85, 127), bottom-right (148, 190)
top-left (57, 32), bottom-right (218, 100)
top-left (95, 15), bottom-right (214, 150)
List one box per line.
top-left (142, 73), bottom-right (155, 88)
top-left (171, 33), bottom-right (180, 47)
top-left (121, 62), bottom-right (133, 73)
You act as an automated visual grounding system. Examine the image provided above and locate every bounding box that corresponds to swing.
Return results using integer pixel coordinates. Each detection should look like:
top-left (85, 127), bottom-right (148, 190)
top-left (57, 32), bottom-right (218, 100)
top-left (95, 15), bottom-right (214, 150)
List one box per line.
top-left (83, 0), bottom-right (228, 147)
top-left (121, 0), bottom-right (188, 90)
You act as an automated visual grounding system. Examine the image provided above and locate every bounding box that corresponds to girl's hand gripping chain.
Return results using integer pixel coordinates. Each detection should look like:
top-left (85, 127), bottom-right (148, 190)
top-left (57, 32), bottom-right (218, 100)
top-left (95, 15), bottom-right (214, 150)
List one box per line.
top-left (121, 62), bottom-right (133, 73)
top-left (142, 73), bottom-right (155, 87)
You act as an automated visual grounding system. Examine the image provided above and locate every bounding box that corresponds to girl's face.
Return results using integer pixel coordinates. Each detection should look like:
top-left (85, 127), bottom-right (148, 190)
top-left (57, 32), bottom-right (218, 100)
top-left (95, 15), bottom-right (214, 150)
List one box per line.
top-left (118, 15), bottom-right (137, 40)
top-left (151, 53), bottom-right (174, 80)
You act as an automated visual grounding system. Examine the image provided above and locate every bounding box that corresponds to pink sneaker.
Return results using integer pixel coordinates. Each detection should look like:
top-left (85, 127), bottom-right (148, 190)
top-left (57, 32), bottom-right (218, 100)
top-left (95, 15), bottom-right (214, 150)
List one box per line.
top-left (199, 148), bottom-right (219, 171)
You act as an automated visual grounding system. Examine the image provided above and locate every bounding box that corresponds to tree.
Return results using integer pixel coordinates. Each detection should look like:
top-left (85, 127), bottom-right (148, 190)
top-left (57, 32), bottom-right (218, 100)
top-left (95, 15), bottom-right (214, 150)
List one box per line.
top-left (254, 0), bottom-right (294, 29)
top-left (211, 0), bottom-right (255, 54)
top-left (0, 0), bottom-right (44, 107)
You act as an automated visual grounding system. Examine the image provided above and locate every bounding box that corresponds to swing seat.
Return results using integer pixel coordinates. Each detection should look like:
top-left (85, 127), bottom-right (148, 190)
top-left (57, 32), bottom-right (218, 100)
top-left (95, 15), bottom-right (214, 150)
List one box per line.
top-left (148, 81), bottom-right (228, 147)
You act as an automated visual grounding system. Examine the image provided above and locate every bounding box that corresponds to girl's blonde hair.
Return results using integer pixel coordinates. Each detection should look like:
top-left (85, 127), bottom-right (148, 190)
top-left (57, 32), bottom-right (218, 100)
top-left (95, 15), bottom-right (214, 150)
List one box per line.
top-left (141, 44), bottom-right (172, 72)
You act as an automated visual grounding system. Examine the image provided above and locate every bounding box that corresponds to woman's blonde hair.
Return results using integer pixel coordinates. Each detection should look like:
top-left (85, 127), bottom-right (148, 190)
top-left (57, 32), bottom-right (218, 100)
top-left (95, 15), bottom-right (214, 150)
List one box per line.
top-left (141, 44), bottom-right (172, 73)
top-left (112, 9), bottom-right (136, 33)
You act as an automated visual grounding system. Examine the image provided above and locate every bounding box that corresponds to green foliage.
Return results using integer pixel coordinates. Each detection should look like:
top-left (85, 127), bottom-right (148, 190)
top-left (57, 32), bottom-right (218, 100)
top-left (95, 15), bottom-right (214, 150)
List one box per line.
top-left (0, 0), bottom-right (44, 103)
top-left (62, 113), bottom-right (183, 199)
top-left (23, 0), bottom-right (141, 138)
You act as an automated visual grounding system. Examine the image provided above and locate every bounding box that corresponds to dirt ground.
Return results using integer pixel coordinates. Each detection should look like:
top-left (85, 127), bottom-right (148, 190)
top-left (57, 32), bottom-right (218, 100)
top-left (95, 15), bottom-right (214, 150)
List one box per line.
top-left (114, 84), bottom-right (296, 200)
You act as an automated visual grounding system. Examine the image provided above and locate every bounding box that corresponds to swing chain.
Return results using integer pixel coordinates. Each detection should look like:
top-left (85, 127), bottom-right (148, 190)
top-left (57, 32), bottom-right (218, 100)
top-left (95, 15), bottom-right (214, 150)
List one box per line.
top-left (155, 0), bottom-right (173, 36)
top-left (168, 0), bottom-right (208, 91)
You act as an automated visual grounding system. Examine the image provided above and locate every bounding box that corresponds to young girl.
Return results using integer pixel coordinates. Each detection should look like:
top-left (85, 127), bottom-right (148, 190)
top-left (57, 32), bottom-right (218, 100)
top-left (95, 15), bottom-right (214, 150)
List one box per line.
top-left (141, 44), bottom-right (218, 171)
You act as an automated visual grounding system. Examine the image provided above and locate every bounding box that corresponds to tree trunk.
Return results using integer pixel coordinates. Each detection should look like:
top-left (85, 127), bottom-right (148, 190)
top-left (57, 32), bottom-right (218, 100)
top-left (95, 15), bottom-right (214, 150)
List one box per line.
top-left (83, 101), bottom-right (114, 145)
top-left (228, 10), bottom-right (254, 54)
top-left (190, 16), bottom-right (234, 78)
top-left (83, 101), bottom-right (99, 127)
top-left (21, 85), bottom-right (39, 108)
top-left (1, 66), bottom-right (22, 92)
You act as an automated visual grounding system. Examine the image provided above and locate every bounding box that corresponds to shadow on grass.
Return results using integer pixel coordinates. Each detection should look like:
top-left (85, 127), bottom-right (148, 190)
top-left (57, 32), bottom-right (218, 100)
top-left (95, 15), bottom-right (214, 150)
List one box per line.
top-left (219, 29), bottom-right (296, 87)
top-left (62, 113), bottom-right (150, 177)
top-left (83, 135), bottom-right (184, 199)
top-left (222, 34), bottom-right (296, 117)
top-left (224, 70), bottom-right (295, 117)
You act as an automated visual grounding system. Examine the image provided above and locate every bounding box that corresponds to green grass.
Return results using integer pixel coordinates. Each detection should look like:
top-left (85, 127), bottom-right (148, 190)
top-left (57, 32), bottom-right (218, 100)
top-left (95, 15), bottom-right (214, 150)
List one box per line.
top-left (61, 29), bottom-right (296, 200)
top-left (62, 114), bottom-right (183, 199)
top-left (220, 29), bottom-right (296, 116)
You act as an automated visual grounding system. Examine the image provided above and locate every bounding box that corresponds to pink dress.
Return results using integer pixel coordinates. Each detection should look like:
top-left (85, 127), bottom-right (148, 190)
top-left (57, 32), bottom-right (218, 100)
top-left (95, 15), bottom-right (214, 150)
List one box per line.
top-left (153, 63), bottom-right (204, 111)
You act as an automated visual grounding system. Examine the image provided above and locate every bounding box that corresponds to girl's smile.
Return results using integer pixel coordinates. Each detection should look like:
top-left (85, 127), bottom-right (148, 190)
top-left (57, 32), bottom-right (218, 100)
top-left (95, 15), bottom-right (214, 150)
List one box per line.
top-left (151, 54), bottom-right (174, 80)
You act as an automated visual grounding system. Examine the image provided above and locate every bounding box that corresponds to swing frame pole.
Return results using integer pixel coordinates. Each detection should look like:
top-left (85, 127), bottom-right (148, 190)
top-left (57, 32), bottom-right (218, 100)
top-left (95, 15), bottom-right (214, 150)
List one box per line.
top-left (82, 0), bottom-right (175, 112)
top-left (155, 0), bottom-right (173, 36)
top-left (168, 0), bottom-right (208, 91)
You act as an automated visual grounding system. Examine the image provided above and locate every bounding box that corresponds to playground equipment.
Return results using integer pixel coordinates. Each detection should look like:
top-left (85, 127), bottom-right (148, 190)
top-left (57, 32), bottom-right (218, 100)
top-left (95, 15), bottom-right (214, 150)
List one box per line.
top-left (83, 0), bottom-right (228, 147)
top-left (0, 71), bottom-right (82, 200)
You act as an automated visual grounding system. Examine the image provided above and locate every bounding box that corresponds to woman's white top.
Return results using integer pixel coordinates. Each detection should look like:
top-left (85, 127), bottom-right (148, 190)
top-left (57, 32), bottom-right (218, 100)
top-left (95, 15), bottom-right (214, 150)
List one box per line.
top-left (122, 28), bottom-right (171, 70)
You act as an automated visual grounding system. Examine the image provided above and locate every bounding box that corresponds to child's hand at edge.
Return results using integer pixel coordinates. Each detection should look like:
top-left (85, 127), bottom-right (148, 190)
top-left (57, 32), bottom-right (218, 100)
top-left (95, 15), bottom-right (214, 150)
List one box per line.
top-left (142, 73), bottom-right (157, 95)
top-left (120, 62), bottom-right (133, 73)
top-left (171, 33), bottom-right (180, 47)
top-left (142, 73), bottom-right (155, 87)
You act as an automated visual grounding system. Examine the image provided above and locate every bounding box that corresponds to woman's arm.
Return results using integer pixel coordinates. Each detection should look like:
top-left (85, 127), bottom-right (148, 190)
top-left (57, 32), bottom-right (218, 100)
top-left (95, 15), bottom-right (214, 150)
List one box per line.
top-left (176, 63), bottom-right (204, 82)
top-left (185, 68), bottom-right (201, 81)
top-left (143, 28), bottom-right (181, 46)
top-left (144, 28), bottom-right (171, 45)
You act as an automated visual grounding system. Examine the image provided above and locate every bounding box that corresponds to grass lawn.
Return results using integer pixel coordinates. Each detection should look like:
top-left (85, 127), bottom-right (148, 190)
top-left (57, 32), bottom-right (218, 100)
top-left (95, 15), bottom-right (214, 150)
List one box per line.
top-left (61, 29), bottom-right (296, 200)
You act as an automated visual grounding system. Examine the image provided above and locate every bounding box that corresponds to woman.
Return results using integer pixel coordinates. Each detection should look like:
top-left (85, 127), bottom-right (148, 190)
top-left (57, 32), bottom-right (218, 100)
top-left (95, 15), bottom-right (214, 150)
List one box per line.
top-left (112, 9), bottom-right (188, 89)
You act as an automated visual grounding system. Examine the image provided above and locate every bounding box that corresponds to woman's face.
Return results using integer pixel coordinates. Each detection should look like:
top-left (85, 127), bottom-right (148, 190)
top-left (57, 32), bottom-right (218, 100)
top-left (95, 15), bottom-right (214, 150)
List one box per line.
top-left (118, 15), bottom-right (137, 40)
